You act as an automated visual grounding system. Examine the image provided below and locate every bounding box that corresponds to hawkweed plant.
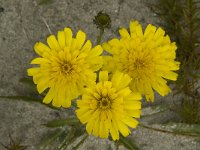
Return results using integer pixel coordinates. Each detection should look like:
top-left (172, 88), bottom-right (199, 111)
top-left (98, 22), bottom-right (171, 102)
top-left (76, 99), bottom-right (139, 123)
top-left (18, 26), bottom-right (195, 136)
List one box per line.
top-left (0, 11), bottom-right (183, 149)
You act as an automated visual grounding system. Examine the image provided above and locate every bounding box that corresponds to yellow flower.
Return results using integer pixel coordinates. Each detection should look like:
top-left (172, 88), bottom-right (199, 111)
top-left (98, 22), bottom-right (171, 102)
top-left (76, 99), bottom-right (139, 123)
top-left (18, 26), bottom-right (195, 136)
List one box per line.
top-left (27, 28), bottom-right (103, 108)
top-left (102, 21), bottom-right (180, 101)
top-left (76, 71), bottom-right (141, 140)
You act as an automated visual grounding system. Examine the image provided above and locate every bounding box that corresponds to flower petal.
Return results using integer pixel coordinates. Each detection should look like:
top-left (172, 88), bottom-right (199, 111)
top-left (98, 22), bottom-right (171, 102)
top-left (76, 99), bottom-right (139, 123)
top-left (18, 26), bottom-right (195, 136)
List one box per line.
top-left (119, 28), bottom-right (130, 39)
top-left (57, 31), bottom-right (66, 49)
top-left (34, 42), bottom-right (50, 56)
top-left (76, 30), bottom-right (86, 50)
top-left (64, 27), bottom-right (72, 47)
top-left (130, 21), bottom-right (143, 38)
top-left (47, 35), bottom-right (61, 51)
top-left (99, 71), bottom-right (108, 82)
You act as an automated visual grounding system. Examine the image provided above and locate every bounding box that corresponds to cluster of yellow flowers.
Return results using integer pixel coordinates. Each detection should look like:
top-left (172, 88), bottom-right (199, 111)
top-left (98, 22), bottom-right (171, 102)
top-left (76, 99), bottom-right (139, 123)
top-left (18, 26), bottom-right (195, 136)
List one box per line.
top-left (27, 21), bottom-right (179, 140)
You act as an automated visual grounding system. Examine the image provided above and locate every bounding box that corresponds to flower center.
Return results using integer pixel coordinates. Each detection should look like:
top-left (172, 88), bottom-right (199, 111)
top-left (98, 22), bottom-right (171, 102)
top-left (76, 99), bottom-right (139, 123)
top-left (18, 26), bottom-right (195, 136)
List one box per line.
top-left (134, 58), bottom-right (146, 69)
top-left (61, 62), bottom-right (73, 74)
top-left (99, 97), bottom-right (111, 109)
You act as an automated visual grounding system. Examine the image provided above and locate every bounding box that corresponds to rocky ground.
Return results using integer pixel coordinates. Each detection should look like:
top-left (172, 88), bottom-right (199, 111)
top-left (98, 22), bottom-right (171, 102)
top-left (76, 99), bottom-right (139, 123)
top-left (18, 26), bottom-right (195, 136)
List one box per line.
top-left (0, 0), bottom-right (199, 150)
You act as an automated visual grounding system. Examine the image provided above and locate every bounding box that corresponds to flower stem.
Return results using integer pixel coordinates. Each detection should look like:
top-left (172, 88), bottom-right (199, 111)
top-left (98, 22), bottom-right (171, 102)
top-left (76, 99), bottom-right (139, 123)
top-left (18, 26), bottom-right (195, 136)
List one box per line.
top-left (139, 123), bottom-right (200, 137)
top-left (96, 28), bottom-right (104, 45)
top-left (119, 135), bottom-right (139, 150)
top-left (72, 133), bottom-right (89, 150)
top-left (115, 141), bottom-right (119, 150)
top-left (58, 128), bottom-right (76, 150)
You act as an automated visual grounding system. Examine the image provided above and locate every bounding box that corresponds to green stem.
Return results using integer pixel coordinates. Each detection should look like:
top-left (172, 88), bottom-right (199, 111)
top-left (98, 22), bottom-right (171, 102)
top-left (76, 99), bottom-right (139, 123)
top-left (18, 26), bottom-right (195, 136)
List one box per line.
top-left (115, 141), bottom-right (119, 150)
top-left (72, 133), bottom-right (89, 150)
top-left (96, 28), bottom-right (104, 45)
top-left (139, 123), bottom-right (200, 137)
top-left (43, 118), bottom-right (80, 128)
top-left (58, 128), bottom-right (76, 150)
top-left (141, 108), bottom-right (168, 119)
top-left (39, 129), bottom-right (64, 150)
top-left (119, 135), bottom-right (139, 150)
top-left (0, 95), bottom-right (58, 110)
top-left (0, 95), bottom-right (41, 102)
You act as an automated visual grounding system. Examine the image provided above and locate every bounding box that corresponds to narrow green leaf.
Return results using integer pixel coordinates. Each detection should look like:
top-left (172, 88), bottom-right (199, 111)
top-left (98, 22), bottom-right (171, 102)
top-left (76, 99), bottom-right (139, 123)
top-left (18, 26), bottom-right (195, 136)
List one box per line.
top-left (139, 123), bottom-right (200, 137)
top-left (38, 0), bottom-right (54, 5)
top-left (58, 130), bottom-right (68, 143)
top-left (19, 77), bottom-right (37, 92)
top-left (19, 77), bottom-right (34, 85)
top-left (107, 144), bottom-right (113, 150)
top-left (39, 129), bottom-right (64, 150)
top-left (141, 105), bottom-right (168, 118)
top-left (0, 95), bottom-right (42, 103)
top-left (170, 123), bottom-right (200, 134)
top-left (58, 128), bottom-right (76, 150)
top-left (58, 125), bottom-right (86, 150)
top-left (72, 133), bottom-right (89, 150)
top-left (115, 141), bottom-right (119, 150)
top-left (0, 95), bottom-right (58, 110)
top-left (43, 118), bottom-right (80, 128)
top-left (119, 135), bottom-right (139, 150)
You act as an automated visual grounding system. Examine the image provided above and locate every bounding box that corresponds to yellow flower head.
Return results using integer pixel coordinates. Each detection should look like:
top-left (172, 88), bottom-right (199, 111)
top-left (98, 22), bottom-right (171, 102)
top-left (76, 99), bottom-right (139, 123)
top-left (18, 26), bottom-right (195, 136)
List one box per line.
top-left (76, 71), bottom-right (141, 140)
top-left (102, 21), bottom-right (180, 101)
top-left (27, 28), bottom-right (103, 108)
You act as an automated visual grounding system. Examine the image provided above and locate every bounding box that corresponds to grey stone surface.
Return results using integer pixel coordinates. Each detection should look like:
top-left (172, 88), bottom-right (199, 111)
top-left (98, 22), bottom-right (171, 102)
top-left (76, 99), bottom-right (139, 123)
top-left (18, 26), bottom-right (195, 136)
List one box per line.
top-left (0, 0), bottom-right (199, 150)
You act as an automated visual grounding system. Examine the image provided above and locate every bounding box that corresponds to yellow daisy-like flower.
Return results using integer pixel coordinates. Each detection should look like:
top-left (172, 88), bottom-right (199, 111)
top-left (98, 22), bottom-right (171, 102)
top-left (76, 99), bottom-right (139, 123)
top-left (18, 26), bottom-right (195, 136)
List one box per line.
top-left (27, 28), bottom-right (103, 108)
top-left (76, 71), bottom-right (141, 140)
top-left (102, 21), bottom-right (180, 101)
